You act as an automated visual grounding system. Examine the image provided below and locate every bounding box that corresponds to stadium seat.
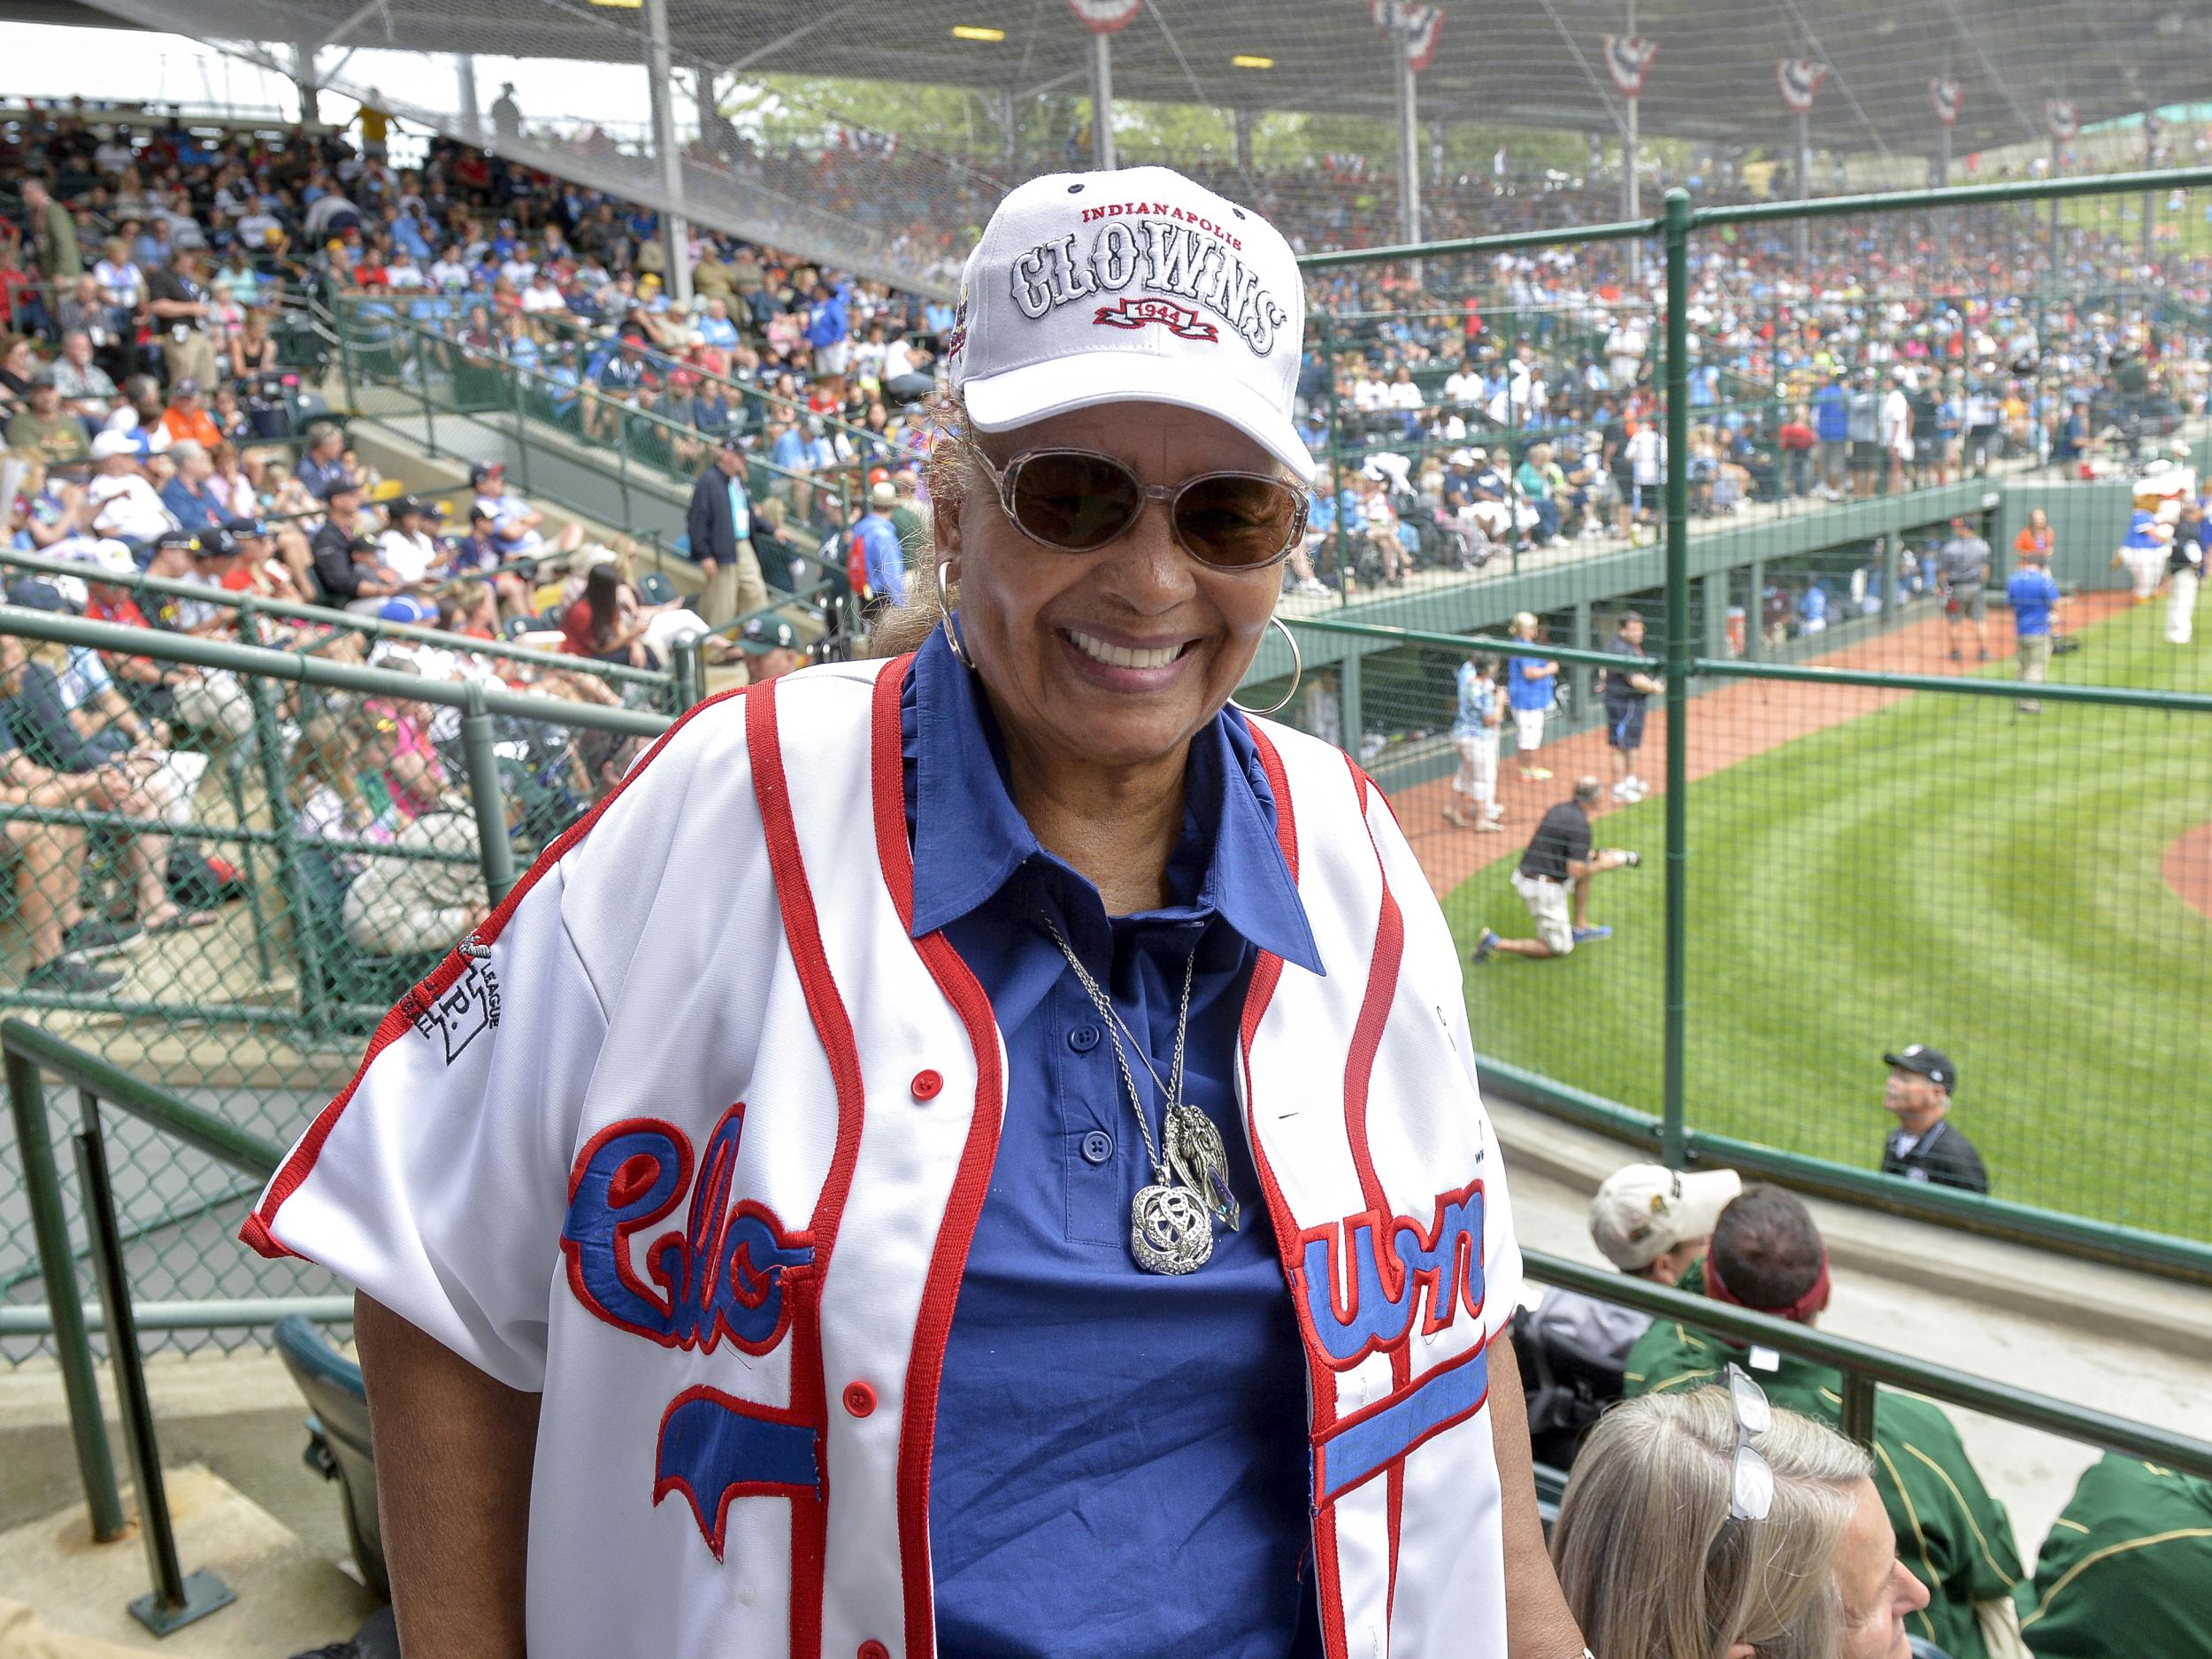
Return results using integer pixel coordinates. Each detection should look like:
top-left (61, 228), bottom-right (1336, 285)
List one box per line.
top-left (272, 1313), bottom-right (388, 1601)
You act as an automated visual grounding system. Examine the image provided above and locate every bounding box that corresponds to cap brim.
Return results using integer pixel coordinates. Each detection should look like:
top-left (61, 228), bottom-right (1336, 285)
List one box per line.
top-left (1669, 1169), bottom-right (1743, 1242)
top-left (963, 353), bottom-right (1315, 485)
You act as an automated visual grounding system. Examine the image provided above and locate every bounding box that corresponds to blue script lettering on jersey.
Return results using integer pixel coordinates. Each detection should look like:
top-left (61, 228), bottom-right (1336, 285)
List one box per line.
top-left (560, 1103), bottom-right (813, 1354)
top-left (1291, 1181), bottom-right (1486, 1369)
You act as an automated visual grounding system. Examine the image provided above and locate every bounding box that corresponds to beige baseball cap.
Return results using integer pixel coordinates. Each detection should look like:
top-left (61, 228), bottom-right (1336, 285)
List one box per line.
top-left (1589, 1164), bottom-right (1742, 1271)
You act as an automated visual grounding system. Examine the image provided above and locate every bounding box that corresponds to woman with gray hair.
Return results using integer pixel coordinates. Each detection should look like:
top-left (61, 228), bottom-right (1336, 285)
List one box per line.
top-left (1552, 1371), bottom-right (1930, 1659)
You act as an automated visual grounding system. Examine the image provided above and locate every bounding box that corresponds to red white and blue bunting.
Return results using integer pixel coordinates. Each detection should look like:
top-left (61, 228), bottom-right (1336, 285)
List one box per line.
top-left (1930, 76), bottom-right (1963, 127)
top-left (1065, 0), bottom-right (1143, 35)
top-left (1602, 35), bottom-right (1659, 97)
top-left (1777, 58), bottom-right (1830, 115)
top-left (1371, 2), bottom-right (1445, 73)
top-left (2045, 98), bottom-right (2079, 142)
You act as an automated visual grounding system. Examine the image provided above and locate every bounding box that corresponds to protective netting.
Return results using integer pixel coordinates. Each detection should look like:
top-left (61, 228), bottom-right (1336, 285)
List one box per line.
top-left (61, 0), bottom-right (2212, 296)
top-left (1263, 178), bottom-right (2212, 1245)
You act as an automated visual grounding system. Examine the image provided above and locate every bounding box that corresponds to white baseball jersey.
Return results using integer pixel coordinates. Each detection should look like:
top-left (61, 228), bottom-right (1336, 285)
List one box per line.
top-left (246, 655), bottom-right (1524, 1659)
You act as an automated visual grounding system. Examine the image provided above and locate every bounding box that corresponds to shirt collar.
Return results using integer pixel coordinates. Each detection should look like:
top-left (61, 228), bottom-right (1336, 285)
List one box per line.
top-left (906, 627), bottom-right (1321, 975)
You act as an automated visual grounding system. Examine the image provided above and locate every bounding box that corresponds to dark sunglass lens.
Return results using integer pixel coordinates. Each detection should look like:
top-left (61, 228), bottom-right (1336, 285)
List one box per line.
top-left (1174, 475), bottom-right (1302, 568)
top-left (1008, 452), bottom-right (1142, 550)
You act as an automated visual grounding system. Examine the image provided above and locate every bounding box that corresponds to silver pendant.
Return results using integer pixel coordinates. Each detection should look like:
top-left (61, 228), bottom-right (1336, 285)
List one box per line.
top-left (1165, 1104), bottom-right (1240, 1233)
top-left (1131, 1183), bottom-right (1214, 1275)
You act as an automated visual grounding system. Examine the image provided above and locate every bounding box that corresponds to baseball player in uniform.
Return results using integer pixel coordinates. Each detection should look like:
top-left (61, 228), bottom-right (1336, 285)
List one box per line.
top-left (246, 166), bottom-right (1586, 1659)
top-left (1446, 654), bottom-right (1505, 831)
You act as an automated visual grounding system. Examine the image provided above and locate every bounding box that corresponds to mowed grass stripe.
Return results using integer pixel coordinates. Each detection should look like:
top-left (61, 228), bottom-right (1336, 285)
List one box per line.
top-left (1448, 601), bottom-right (2212, 1241)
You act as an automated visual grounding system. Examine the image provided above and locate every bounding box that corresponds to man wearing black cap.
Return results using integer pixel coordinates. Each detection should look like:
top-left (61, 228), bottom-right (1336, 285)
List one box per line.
top-left (736, 615), bottom-right (803, 685)
top-left (1881, 1044), bottom-right (1988, 1194)
top-left (309, 479), bottom-right (411, 614)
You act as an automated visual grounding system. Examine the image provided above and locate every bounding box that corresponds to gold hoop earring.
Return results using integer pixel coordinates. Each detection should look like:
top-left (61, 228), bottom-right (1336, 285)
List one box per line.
top-left (1229, 615), bottom-right (1302, 719)
top-left (935, 559), bottom-right (976, 672)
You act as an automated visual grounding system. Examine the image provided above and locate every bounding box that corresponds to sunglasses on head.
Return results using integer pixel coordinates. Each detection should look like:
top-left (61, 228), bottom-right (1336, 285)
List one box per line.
top-left (1712, 1363), bottom-right (1776, 1545)
top-left (970, 447), bottom-right (1308, 572)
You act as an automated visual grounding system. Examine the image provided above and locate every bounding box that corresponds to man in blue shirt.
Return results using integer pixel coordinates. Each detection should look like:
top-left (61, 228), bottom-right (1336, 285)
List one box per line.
top-left (1811, 373), bottom-right (1850, 500)
top-left (2007, 540), bottom-right (2064, 714)
top-left (850, 481), bottom-right (908, 610)
top-left (806, 280), bottom-right (852, 386)
top-left (1506, 610), bottom-right (1560, 782)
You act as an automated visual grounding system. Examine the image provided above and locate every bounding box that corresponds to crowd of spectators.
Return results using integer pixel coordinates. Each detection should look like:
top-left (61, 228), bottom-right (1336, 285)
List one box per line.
top-left (1295, 198), bottom-right (2212, 594)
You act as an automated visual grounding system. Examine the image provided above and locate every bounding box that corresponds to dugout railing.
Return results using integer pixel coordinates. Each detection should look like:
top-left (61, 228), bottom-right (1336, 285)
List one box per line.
top-left (8, 1002), bottom-right (2210, 1628)
top-left (1287, 165), bottom-right (2212, 1275)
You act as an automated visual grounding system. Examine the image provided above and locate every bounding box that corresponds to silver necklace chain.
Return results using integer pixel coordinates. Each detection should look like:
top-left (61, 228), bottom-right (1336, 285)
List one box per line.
top-left (1043, 917), bottom-right (1194, 1185)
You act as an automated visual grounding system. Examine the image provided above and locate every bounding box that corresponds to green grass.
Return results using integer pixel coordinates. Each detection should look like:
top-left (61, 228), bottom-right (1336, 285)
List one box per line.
top-left (1447, 602), bottom-right (2212, 1241)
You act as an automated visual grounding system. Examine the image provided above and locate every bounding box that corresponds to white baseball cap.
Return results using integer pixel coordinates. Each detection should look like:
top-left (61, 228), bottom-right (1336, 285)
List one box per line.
top-left (90, 430), bottom-right (139, 461)
top-left (1588, 1164), bottom-right (1743, 1271)
top-left (947, 165), bottom-right (1312, 481)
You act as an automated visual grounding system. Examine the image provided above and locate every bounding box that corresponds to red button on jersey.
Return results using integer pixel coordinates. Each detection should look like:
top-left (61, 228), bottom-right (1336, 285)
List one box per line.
top-left (842, 1380), bottom-right (877, 1418)
top-left (910, 1069), bottom-right (942, 1102)
top-left (859, 1643), bottom-right (890, 1659)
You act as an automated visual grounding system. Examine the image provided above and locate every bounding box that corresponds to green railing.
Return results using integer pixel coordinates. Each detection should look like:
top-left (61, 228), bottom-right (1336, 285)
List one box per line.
top-left (11, 1005), bottom-right (2210, 1625)
top-left (1289, 165), bottom-right (2212, 1273)
top-left (324, 296), bottom-right (873, 558)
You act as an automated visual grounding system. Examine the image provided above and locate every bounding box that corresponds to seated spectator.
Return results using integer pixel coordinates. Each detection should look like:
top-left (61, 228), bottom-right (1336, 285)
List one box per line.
top-left (0, 334), bottom-right (42, 411)
top-left (379, 495), bottom-right (450, 587)
top-left (308, 478), bottom-right (415, 617)
top-left (158, 379), bottom-right (222, 449)
top-left (1624, 1183), bottom-right (2024, 1658)
top-left (1517, 1164), bottom-right (1742, 1466)
top-left (6, 373), bottom-right (91, 469)
top-left (294, 420), bottom-right (356, 501)
top-left (0, 691), bottom-right (137, 995)
top-left (2018, 1453), bottom-right (2212, 1657)
top-left (157, 441), bottom-right (246, 537)
top-left (1553, 1382), bottom-right (1930, 1659)
top-left (50, 331), bottom-right (119, 426)
top-left (76, 538), bottom-right (253, 741)
top-left (104, 377), bottom-right (173, 462)
top-left (0, 629), bottom-right (213, 938)
top-left (85, 432), bottom-right (178, 556)
top-left (561, 558), bottom-right (656, 668)
top-left (472, 461), bottom-right (583, 560)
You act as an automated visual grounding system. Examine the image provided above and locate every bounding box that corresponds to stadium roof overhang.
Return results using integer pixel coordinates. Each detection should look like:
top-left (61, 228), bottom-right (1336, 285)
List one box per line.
top-left (26, 0), bottom-right (2212, 158)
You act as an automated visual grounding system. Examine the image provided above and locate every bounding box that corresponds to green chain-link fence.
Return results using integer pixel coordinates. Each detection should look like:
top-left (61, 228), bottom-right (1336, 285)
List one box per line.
top-left (0, 603), bottom-right (676, 1363)
top-left (1266, 166), bottom-right (2212, 1269)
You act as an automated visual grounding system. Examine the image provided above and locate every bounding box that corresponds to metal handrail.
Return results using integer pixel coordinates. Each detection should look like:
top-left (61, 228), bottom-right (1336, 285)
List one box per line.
top-left (0, 605), bottom-right (670, 739)
top-left (9, 1000), bottom-right (2209, 1633)
top-left (0, 545), bottom-right (674, 693)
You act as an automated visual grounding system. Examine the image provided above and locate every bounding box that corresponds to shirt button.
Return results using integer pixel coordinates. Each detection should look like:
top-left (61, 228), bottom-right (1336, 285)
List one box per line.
top-left (910, 1069), bottom-right (941, 1102)
top-left (858, 1644), bottom-right (890, 1659)
top-left (1068, 1025), bottom-right (1101, 1054)
top-left (1080, 1130), bottom-right (1114, 1165)
top-left (842, 1381), bottom-right (877, 1418)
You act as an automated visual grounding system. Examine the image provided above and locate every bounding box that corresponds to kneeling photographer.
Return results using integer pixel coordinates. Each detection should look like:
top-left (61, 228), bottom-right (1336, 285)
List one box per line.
top-left (1472, 776), bottom-right (1638, 961)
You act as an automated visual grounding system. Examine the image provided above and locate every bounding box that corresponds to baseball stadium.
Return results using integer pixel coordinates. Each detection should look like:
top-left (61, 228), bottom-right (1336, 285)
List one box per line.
top-left (0, 0), bottom-right (2207, 1655)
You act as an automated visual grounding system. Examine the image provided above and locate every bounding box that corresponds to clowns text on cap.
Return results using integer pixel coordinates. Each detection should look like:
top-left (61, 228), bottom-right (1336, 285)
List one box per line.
top-left (1003, 211), bottom-right (1289, 357)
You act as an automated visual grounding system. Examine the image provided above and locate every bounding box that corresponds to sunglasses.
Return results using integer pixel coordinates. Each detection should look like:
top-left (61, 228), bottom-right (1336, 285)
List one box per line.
top-left (971, 447), bottom-right (1308, 572)
top-left (1715, 1363), bottom-right (1776, 1537)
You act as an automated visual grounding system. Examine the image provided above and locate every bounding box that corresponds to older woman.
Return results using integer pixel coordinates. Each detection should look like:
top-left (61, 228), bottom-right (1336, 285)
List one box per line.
top-left (1552, 1380), bottom-right (1930, 1659)
top-left (244, 168), bottom-right (1578, 1659)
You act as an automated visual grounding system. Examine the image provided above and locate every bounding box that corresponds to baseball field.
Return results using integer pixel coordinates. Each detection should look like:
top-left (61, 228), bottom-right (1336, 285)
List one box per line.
top-left (1440, 597), bottom-right (2212, 1243)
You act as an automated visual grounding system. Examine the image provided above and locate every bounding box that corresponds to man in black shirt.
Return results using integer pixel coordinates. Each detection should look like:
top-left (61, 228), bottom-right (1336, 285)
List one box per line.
top-left (1879, 1044), bottom-right (1989, 1194)
top-left (1471, 777), bottom-right (1635, 961)
top-left (143, 248), bottom-right (220, 390)
top-left (1600, 611), bottom-right (1663, 803)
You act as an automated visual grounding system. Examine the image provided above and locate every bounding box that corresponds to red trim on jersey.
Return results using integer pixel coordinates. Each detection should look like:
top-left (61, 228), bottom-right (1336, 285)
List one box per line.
top-left (870, 657), bottom-right (1007, 1659)
top-left (749, 679), bottom-right (875, 1659)
top-left (240, 687), bottom-right (752, 1262)
top-left (1343, 753), bottom-right (1411, 1626)
top-left (1237, 725), bottom-right (1352, 1659)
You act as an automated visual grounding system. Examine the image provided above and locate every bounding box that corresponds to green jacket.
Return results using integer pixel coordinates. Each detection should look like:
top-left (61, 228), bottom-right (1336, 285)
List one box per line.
top-left (1623, 1263), bottom-right (2024, 1659)
top-left (2018, 1454), bottom-right (2212, 1657)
